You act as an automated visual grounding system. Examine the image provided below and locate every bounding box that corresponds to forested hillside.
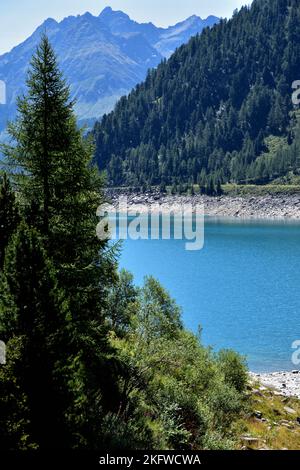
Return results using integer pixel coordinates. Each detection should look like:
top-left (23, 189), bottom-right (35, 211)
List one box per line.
top-left (93, 0), bottom-right (300, 192)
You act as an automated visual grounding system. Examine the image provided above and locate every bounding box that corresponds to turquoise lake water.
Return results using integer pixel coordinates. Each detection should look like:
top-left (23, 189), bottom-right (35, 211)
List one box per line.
top-left (118, 217), bottom-right (300, 372)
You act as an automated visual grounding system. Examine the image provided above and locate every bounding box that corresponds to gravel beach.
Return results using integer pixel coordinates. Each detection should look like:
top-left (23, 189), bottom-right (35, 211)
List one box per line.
top-left (106, 191), bottom-right (300, 219)
top-left (250, 371), bottom-right (300, 399)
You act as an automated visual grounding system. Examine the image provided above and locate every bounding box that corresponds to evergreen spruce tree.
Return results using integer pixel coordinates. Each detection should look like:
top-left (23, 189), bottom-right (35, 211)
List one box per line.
top-left (216, 180), bottom-right (223, 196)
top-left (0, 173), bottom-right (20, 269)
top-left (0, 224), bottom-right (71, 449)
top-left (1, 35), bottom-right (120, 449)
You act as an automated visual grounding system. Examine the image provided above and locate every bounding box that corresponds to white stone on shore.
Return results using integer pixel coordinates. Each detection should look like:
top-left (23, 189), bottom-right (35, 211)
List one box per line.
top-left (107, 191), bottom-right (300, 220)
top-left (249, 371), bottom-right (300, 399)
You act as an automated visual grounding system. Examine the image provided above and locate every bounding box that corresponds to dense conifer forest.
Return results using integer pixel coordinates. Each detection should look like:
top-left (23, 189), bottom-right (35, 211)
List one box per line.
top-left (93, 0), bottom-right (300, 193)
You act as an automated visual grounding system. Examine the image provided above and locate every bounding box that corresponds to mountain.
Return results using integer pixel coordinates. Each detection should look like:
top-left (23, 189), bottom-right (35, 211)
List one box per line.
top-left (0, 8), bottom-right (218, 135)
top-left (99, 7), bottom-right (218, 57)
top-left (93, 0), bottom-right (300, 191)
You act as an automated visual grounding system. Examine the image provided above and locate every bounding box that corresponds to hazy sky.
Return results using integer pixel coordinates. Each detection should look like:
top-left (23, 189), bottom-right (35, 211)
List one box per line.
top-left (0, 0), bottom-right (250, 55)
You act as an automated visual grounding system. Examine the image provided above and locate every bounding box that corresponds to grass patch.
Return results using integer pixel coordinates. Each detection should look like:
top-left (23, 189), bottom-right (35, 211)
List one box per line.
top-left (222, 184), bottom-right (300, 196)
top-left (108, 184), bottom-right (300, 197)
top-left (236, 381), bottom-right (300, 450)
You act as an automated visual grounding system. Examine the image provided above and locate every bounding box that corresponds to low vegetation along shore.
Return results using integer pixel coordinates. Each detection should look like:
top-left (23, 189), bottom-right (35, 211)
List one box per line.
top-left (107, 187), bottom-right (300, 219)
top-left (240, 373), bottom-right (300, 450)
top-left (106, 186), bottom-right (300, 449)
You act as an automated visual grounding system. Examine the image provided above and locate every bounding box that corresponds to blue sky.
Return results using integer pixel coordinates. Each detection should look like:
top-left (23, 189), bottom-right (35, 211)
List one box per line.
top-left (0, 0), bottom-right (250, 55)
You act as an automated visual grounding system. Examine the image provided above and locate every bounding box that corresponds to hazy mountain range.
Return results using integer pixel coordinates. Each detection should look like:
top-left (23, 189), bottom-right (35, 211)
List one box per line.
top-left (0, 7), bottom-right (218, 136)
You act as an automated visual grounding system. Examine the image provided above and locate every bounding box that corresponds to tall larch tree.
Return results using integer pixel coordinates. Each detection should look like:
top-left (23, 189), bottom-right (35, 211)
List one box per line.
top-left (1, 35), bottom-right (121, 449)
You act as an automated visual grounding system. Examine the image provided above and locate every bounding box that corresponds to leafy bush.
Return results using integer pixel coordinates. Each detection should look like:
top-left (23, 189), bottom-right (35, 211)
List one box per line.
top-left (109, 276), bottom-right (249, 450)
top-left (217, 349), bottom-right (248, 393)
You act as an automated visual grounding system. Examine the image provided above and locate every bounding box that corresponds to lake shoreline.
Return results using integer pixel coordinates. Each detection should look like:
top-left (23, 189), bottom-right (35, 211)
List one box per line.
top-left (249, 371), bottom-right (300, 399)
top-left (106, 190), bottom-right (300, 220)
top-left (112, 190), bottom-right (300, 396)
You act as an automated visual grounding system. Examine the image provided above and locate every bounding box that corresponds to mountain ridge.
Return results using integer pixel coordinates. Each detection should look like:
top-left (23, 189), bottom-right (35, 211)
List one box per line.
top-left (0, 8), bottom-right (218, 135)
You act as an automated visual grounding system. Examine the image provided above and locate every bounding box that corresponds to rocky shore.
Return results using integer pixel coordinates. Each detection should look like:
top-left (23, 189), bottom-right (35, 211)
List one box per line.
top-left (250, 371), bottom-right (300, 399)
top-left (106, 189), bottom-right (300, 219)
